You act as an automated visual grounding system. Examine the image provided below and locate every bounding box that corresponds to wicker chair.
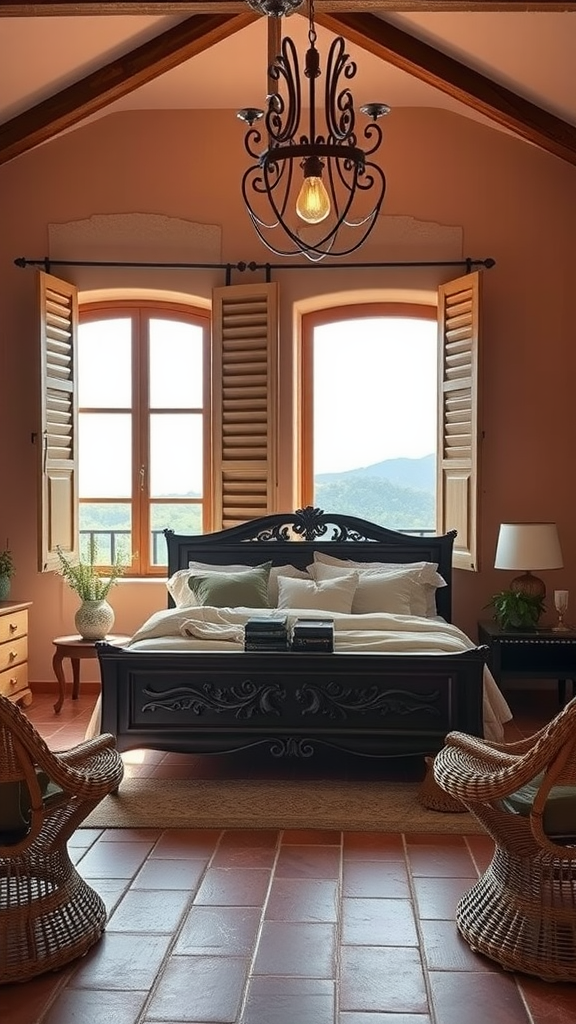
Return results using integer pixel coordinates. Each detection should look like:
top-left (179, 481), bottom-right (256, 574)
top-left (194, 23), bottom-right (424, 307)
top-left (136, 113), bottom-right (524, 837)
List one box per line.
top-left (0, 693), bottom-right (124, 984)
top-left (433, 696), bottom-right (576, 981)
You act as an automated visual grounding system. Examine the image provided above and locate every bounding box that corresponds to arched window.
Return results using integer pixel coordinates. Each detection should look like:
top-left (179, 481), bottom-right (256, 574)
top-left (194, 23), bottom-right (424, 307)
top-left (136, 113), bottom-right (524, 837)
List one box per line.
top-left (78, 301), bottom-right (210, 575)
top-left (301, 303), bottom-right (437, 533)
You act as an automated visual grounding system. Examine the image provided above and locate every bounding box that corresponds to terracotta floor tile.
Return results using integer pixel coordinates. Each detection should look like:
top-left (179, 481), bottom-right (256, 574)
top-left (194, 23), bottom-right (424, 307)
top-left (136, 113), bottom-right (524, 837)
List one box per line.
top-left (518, 976), bottom-right (576, 1024)
top-left (211, 843), bottom-right (278, 869)
top-left (131, 857), bottom-right (207, 891)
top-left (252, 921), bottom-right (336, 977)
top-left (343, 860), bottom-right (410, 898)
top-left (282, 828), bottom-right (342, 845)
top-left (342, 897), bottom-right (418, 946)
top-left (340, 946), bottom-right (428, 1013)
top-left (96, 827), bottom-right (163, 843)
top-left (42, 988), bottom-right (149, 1024)
top-left (68, 931), bottom-right (172, 990)
top-left (412, 875), bottom-right (476, 920)
top-left (420, 919), bottom-right (495, 972)
top-left (149, 828), bottom-right (223, 859)
top-left (145, 955), bottom-right (249, 1022)
top-left (87, 876), bottom-right (131, 916)
top-left (406, 842), bottom-right (478, 877)
top-left (427, 969), bottom-right (530, 1024)
top-left (76, 839), bottom-right (156, 878)
top-left (265, 876), bottom-right (339, 922)
top-left (241, 976), bottom-right (335, 1024)
top-left (0, 968), bottom-right (72, 1024)
top-left (340, 1016), bottom-right (432, 1024)
top-left (274, 844), bottom-right (341, 878)
top-left (342, 832), bottom-right (406, 861)
top-left (175, 905), bottom-right (262, 956)
top-left (194, 866), bottom-right (272, 906)
top-left (106, 888), bottom-right (192, 933)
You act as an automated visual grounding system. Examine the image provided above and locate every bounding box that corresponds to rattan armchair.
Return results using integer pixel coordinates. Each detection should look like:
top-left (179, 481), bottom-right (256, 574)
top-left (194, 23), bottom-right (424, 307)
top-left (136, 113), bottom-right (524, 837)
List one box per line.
top-left (433, 696), bottom-right (576, 981)
top-left (0, 693), bottom-right (124, 984)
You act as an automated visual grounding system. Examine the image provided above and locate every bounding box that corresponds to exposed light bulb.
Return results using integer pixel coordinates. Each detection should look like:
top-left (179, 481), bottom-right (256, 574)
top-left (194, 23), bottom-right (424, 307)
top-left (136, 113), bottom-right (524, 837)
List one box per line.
top-left (296, 176), bottom-right (331, 224)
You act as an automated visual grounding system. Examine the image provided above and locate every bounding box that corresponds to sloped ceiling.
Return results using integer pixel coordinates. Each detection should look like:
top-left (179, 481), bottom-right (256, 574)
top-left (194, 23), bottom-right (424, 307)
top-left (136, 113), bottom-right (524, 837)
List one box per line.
top-left (1, 1), bottom-right (575, 167)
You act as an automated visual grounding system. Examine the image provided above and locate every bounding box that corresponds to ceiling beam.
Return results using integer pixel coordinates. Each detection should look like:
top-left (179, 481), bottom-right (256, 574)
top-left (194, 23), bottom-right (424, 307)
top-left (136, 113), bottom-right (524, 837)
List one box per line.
top-left (1, 1), bottom-right (576, 13)
top-left (317, 11), bottom-right (576, 166)
top-left (0, 11), bottom-right (256, 165)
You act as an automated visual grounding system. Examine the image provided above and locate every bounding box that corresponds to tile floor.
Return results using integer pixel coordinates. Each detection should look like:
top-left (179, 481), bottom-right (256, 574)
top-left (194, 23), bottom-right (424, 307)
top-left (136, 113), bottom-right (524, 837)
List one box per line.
top-left (4, 688), bottom-right (576, 1024)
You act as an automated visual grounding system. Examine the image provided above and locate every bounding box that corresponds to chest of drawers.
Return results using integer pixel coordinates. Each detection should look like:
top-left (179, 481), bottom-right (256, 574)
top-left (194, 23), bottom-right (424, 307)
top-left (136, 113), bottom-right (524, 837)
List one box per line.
top-left (0, 601), bottom-right (33, 707)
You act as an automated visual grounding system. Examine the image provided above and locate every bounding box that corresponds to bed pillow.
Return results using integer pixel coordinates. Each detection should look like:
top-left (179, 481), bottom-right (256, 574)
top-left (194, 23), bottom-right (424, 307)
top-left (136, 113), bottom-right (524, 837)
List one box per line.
top-left (276, 572), bottom-right (358, 614)
top-left (312, 552), bottom-right (446, 617)
top-left (311, 560), bottom-right (423, 615)
top-left (167, 562), bottom-right (309, 608)
top-left (188, 563), bottom-right (272, 608)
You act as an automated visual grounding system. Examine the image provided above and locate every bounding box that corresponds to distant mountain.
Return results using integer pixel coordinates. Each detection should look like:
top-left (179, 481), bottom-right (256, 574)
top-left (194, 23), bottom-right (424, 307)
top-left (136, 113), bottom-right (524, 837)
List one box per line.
top-left (316, 454), bottom-right (435, 493)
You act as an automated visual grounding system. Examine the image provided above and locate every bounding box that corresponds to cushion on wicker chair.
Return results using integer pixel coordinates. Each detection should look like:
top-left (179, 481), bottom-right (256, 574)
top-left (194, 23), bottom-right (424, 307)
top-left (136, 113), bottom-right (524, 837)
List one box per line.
top-left (0, 770), bottom-right (63, 844)
top-left (499, 772), bottom-right (576, 837)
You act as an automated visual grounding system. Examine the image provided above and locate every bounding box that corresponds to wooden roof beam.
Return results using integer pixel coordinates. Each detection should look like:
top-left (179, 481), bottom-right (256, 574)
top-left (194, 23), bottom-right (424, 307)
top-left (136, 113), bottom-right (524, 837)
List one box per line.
top-left (0, 11), bottom-right (256, 164)
top-left (317, 11), bottom-right (576, 166)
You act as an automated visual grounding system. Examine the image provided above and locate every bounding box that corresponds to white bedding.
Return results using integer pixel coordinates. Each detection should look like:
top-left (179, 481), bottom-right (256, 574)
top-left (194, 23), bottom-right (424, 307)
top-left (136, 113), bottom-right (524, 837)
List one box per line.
top-left (87, 606), bottom-right (512, 743)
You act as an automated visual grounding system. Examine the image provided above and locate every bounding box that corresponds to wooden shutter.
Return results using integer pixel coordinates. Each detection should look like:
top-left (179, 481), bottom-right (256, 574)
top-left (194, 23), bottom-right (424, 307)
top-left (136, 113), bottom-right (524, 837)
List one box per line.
top-left (436, 270), bottom-right (482, 571)
top-left (211, 282), bottom-right (279, 530)
top-left (38, 271), bottom-right (79, 571)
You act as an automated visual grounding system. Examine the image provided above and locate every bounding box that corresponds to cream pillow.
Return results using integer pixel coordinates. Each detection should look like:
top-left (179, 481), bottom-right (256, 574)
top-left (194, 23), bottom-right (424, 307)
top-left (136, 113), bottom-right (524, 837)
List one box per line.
top-left (311, 560), bottom-right (428, 617)
top-left (312, 551), bottom-right (446, 617)
top-left (276, 572), bottom-right (358, 614)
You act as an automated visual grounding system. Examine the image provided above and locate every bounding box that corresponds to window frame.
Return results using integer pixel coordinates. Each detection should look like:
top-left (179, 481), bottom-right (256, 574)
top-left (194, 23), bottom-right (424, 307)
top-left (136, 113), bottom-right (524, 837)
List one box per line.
top-left (78, 299), bottom-right (211, 577)
top-left (300, 302), bottom-right (437, 511)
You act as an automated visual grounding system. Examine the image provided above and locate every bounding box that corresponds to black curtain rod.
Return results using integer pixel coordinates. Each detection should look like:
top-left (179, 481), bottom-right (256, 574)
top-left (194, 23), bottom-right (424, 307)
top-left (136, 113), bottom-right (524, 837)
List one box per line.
top-left (14, 255), bottom-right (496, 285)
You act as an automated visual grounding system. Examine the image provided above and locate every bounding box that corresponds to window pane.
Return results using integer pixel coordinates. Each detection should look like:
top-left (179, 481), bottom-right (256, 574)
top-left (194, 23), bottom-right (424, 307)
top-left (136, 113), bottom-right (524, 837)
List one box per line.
top-left (150, 414), bottom-right (202, 498)
top-left (79, 414), bottom-right (132, 498)
top-left (149, 319), bottom-right (204, 408)
top-left (312, 317), bottom-right (436, 532)
top-left (150, 503), bottom-right (203, 565)
top-left (78, 319), bottom-right (132, 407)
top-left (79, 503), bottom-right (132, 565)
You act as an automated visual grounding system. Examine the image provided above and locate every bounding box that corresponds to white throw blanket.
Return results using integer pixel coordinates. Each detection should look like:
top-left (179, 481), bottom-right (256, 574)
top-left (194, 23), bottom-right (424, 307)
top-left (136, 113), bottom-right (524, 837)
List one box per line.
top-left (86, 606), bottom-right (512, 743)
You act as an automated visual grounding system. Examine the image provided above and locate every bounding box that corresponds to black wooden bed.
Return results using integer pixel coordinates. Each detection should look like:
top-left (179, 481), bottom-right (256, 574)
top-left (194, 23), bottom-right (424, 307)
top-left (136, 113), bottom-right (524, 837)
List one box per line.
top-left (97, 507), bottom-right (489, 759)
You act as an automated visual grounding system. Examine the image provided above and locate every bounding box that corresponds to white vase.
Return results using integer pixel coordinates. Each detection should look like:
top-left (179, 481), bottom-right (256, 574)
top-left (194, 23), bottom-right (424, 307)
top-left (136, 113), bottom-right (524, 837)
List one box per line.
top-left (74, 599), bottom-right (115, 640)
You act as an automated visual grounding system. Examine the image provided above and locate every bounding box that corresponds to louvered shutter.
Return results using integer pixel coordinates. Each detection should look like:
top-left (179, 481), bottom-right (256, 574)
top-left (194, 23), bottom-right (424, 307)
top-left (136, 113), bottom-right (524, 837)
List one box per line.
top-left (38, 271), bottom-right (79, 571)
top-left (436, 271), bottom-right (482, 571)
top-left (211, 282), bottom-right (279, 530)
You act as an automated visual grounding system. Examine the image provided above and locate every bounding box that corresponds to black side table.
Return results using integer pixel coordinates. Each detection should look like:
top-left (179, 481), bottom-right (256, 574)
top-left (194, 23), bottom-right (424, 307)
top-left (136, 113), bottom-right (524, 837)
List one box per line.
top-left (478, 620), bottom-right (576, 705)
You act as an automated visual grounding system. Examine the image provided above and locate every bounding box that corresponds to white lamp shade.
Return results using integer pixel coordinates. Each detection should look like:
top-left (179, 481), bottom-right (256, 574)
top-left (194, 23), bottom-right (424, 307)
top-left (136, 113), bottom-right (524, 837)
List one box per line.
top-left (494, 523), bottom-right (563, 571)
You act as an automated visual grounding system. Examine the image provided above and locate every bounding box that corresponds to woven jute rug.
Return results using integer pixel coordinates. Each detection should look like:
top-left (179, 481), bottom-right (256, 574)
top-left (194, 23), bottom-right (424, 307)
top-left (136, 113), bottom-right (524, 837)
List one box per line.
top-left (84, 777), bottom-right (481, 833)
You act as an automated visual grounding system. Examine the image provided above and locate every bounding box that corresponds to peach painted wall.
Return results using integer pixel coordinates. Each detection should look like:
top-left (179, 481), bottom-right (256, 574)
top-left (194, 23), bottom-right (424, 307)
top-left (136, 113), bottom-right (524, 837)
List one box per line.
top-left (0, 106), bottom-right (575, 686)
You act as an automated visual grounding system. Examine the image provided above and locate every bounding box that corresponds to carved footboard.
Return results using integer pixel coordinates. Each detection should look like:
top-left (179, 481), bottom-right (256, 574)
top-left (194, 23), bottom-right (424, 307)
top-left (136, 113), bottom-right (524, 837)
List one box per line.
top-left (97, 644), bottom-right (487, 758)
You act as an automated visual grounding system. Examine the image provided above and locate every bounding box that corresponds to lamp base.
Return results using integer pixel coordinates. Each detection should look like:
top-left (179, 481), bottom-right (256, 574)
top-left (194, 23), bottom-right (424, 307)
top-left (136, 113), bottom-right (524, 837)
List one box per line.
top-left (510, 572), bottom-right (546, 600)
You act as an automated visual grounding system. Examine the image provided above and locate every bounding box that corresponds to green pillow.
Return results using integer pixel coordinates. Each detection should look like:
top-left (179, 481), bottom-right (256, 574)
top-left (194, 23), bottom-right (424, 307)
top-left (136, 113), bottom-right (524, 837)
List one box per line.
top-left (500, 772), bottom-right (576, 838)
top-left (188, 562), bottom-right (272, 609)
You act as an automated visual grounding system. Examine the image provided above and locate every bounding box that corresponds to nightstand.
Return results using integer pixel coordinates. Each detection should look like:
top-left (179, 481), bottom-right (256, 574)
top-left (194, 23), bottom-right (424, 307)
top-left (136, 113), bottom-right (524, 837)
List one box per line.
top-left (478, 620), bottom-right (576, 705)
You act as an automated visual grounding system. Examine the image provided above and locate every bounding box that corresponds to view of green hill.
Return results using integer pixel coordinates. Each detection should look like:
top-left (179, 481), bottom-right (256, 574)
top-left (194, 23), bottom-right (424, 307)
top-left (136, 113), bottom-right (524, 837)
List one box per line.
top-left (315, 454), bottom-right (435, 531)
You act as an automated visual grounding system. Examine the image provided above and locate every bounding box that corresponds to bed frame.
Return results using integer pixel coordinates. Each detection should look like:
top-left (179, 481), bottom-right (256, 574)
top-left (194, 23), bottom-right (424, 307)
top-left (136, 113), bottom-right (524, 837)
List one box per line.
top-left (97, 507), bottom-right (487, 759)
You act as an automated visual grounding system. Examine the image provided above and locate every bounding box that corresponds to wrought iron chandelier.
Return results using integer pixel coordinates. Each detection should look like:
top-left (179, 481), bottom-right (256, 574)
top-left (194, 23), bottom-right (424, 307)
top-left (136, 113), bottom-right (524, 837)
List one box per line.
top-left (237, 0), bottom-right (390, 261)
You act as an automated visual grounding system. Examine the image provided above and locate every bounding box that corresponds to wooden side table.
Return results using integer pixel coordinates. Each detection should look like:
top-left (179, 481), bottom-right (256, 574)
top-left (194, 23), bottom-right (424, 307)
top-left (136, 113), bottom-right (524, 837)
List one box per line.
top-left (478, 620), bottom-right (576, 705)
top-left (52, 634), bottom-right (131, 713)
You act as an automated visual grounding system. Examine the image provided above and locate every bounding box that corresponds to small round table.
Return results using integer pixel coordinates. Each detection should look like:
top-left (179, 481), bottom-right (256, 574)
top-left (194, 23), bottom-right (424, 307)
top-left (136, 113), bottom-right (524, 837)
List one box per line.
top-left (52, 634), bottom-right (131, 714)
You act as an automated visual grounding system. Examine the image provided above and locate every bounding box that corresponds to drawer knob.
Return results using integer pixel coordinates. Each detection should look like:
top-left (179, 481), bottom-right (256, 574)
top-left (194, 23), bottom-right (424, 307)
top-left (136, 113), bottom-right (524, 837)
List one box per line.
top-left (9, 677), bottom-right (17, 687)
top-left (9, 650), bottom-right (17, 662)
top-left (9, 622), bottom-right (18, 633)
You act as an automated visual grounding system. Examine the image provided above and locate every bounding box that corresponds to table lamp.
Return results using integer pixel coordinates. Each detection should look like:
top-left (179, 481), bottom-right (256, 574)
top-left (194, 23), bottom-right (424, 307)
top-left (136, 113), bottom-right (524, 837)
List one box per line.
top-left (494, 523), bottom-right (563, 599)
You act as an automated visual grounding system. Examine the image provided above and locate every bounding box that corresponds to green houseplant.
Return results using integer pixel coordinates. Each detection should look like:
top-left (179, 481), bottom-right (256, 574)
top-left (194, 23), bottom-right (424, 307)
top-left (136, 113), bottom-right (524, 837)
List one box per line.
top-left (486, 589), bottom-right (545, 631)
top-left (56, 541), bottom-right (128, 639)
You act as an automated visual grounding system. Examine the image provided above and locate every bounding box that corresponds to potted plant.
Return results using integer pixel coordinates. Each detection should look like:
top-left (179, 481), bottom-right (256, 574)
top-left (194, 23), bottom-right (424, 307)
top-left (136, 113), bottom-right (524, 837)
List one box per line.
top-left (486, 589), bottom-right (545, 631)
top-left (0, 543), bottom-right (15, 601)
top-left (56, 541), bottom-right (127, 640)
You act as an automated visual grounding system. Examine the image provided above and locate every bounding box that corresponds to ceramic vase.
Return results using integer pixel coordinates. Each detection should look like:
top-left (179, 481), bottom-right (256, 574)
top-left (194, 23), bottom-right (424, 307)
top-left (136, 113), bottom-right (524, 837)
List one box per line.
top-left (74, 599), bottom-right (115, 640)
top-left (0, 574), bottom-right (10, 601)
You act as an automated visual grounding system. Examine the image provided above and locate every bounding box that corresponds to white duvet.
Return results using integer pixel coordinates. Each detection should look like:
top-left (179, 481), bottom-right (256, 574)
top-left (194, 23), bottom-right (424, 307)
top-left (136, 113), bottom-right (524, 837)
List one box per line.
top-left (87, 606), bottom-right (512, 742)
